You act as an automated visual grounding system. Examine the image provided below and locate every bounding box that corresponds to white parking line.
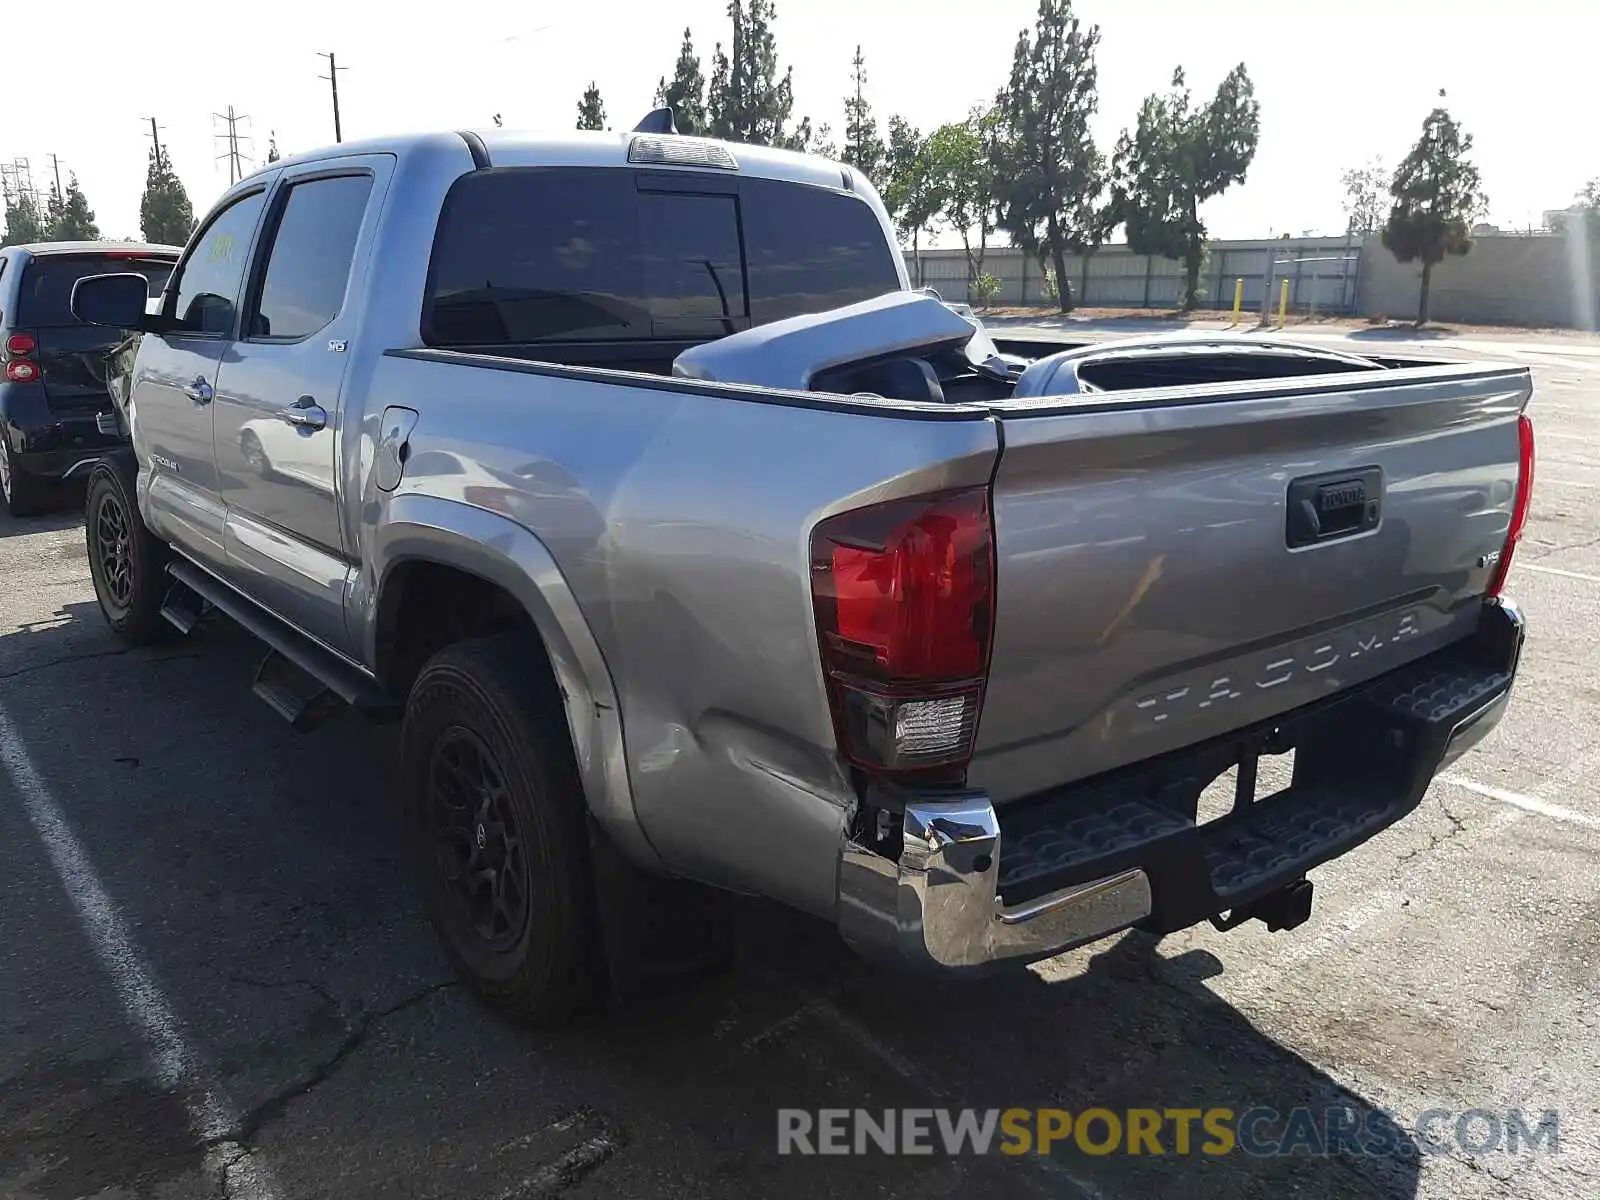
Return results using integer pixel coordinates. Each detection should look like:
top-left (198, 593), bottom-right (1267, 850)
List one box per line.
top-left (1520, 563), bottom-right (1600, 583)
top-left (1439, 774), bottom-right (1600, 830)
top-left (0, 700), bottom-right (280, 1200)
top-left (1541, 479), bottom-right (1600, 489)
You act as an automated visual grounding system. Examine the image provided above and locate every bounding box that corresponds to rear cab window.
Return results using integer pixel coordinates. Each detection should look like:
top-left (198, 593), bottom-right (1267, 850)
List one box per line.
top-left (422, 166), bottom-right (900, 353)
top-left (16, 256), bottom-right (175, 327)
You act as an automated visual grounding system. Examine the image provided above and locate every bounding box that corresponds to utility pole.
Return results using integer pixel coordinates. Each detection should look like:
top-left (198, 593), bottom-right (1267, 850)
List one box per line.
top-left (318, 51), bottom-right (346, 143)
top-left (47, 154), bottom-right (63, 205)
top-left (212, 106), bottom-right (253, 185)
top-left (143, 116), bottom-right (165, 164)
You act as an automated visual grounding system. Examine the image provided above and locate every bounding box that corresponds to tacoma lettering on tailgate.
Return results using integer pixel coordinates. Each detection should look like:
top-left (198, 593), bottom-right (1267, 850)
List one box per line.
top-left (1129, 609), bottom-right (1422, 730)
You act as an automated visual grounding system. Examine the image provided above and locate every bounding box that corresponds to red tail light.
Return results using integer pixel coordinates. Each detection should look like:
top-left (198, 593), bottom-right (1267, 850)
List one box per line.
top-left (5, 333), bottom-right (37, 356)
top-left (4, 359), bottom-right (40, 383)
top-left (1487, 414), bottom-right (1534, 599)
top-left (810, 487), bottom-right (995, 776)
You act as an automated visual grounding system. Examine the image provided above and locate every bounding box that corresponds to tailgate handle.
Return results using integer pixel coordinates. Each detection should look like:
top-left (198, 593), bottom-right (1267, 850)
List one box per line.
top-left (1287, 468), bottom-right (1382, 548)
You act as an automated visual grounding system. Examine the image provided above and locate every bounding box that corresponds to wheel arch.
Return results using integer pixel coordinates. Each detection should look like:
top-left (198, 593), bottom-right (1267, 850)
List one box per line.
top-left (362, 494), bottom-right (658, 871)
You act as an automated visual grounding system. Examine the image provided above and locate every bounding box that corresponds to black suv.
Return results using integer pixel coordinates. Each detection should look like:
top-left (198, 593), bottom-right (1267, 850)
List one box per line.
top-left (0, 241), bottom-right (180, 516)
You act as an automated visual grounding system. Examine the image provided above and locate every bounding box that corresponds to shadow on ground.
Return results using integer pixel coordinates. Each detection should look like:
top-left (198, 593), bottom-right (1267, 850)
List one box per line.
top-left (0, 601), bottom-right (1427, 1200)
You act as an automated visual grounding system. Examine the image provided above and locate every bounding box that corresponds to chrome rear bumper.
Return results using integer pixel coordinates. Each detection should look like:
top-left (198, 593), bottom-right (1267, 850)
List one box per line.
top-left (837, 793), bottom-right (1152, 971)
top-left (836, 598), bottom-right (1523, 974)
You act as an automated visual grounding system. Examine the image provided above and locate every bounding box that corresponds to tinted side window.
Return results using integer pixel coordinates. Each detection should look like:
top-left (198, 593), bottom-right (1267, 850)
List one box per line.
top-left (250, 175), bottom-right (373, 339)
top-left (740, 177), bottom-right (900, 325)
top-left (171, 191), bottom-right (267, 335)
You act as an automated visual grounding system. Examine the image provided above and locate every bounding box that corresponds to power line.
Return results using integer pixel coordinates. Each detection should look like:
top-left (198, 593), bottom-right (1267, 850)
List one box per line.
top-left (317, 51), bottom-right (347, 144)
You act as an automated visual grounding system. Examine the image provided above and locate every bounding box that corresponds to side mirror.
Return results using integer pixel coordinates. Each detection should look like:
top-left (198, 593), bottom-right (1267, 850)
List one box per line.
top-left (71, 273), bottom-right (157, 331)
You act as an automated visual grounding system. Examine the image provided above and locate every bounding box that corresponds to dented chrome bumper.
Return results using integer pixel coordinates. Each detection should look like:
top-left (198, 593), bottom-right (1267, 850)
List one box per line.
top-left (836, 598), bottom-right (1524, 974)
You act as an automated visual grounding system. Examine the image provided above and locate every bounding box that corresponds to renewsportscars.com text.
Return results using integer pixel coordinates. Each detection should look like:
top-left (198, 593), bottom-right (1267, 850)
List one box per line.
top-left (777, 1107), bottom-right (1560, 1158)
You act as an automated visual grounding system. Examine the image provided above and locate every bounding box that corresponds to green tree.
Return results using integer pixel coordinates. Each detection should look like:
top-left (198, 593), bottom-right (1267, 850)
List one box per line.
top-left (49, 174), bottom-right (100, 241)
top-left (926, 108), bottom-right (998, 292)
top-left (706, 0), bottom-right (805, 147)
top-left (576, 82), bottom-right (607, 131)
top-left (2, 194), bottom-right (47, 246)
top-left (1341, 156), bottom-right (1389, 236)
top-left (1073, 184), bottom-right (1119, 306)
top-left (1381, 106), bottom-right (1485, 326)
top-left (992, 0), bottom-right (1103, 312)
top-left (655, 27), bottom-right (707, 135)
top-left (139, 147), bottom-right (196, 247)
top-left (1113, 64), bottom-right (1261, 310)
top-left (882, 115), bottom-right (944, 286)
top-left (841, 45), bottom-right (886, 182)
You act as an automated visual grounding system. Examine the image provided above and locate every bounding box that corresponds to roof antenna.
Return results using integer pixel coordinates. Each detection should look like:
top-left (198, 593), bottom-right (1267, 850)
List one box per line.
top-left (632, 107), bottom-right (678, 134)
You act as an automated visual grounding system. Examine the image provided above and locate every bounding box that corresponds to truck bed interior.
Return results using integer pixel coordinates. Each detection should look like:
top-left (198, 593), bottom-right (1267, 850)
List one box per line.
top-left (434, 294), bottom-right (1432, 406)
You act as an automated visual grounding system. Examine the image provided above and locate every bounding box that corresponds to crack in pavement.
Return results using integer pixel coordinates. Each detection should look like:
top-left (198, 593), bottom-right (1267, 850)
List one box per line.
top-left (0, 645), bottom-right (134, 681)
top-left (1391, 799), bottom-right (1470, 870)
top-left (0, 646), bottom-right (208, 683)
top-left (200, 977), bottom-right (458, 1150)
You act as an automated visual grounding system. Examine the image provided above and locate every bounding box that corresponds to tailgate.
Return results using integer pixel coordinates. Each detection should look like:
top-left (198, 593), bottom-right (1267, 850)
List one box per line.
top-left (971, 360), bottom-right (1532, 803)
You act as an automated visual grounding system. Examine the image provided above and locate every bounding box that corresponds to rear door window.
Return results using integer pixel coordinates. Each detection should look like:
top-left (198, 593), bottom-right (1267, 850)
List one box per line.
top-left (424, 166), bottom-right (898, 347)
top-left (247, 174), bottom-right (373, 340)
top-left (15, 256), bottom-right (175, 327)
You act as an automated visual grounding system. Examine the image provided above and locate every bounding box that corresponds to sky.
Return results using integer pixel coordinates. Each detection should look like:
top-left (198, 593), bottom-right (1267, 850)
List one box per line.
top-left (2, 0), bottom-right (1596, 244)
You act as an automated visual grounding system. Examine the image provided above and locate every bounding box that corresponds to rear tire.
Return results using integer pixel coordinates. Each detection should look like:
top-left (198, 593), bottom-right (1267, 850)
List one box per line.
top-left (85, 462), bottom-right (174, 646)
top-left (0, 436), bottom-right (52, 517)
top-left (401, 634), bottom-right (597, 1024)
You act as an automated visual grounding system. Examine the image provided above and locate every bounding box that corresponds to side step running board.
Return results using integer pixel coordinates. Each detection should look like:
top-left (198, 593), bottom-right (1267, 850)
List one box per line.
top-left (163, 559), bottom-right (395, 728)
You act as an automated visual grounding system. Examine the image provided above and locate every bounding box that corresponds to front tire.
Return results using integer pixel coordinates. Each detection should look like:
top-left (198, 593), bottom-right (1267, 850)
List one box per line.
top-left (85, 462), bottom-right (173, 645)
top-left (0, 435), bottom-right (52, 517)
top-left (401, 634), bottom-right (597, 1024)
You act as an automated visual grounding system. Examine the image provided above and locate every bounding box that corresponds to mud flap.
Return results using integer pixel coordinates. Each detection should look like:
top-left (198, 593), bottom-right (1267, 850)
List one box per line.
top-left (586, 817), bottom-right (735, 1009)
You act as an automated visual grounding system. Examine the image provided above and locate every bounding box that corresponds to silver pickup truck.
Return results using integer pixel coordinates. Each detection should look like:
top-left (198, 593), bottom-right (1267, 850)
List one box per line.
top-left (70, 121), bottom-right (1533, 1024)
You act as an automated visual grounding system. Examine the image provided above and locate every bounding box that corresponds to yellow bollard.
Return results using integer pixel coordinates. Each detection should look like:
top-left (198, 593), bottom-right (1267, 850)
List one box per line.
top-left (1278, 278), bottom-right (1290, 326)
top-left (1232, 278), bottom-right (1243, 321)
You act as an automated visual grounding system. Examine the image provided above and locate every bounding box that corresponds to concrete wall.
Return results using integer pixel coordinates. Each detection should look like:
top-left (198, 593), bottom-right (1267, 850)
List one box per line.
top-left (906, 228), bottom-right (1600, 329)
top-left (1355, 230), bottom-right (1599, 328)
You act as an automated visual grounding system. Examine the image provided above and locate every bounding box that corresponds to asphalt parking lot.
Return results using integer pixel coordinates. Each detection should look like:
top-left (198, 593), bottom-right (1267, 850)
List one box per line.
top-left (2, 327), bottom-right (1596, 1200)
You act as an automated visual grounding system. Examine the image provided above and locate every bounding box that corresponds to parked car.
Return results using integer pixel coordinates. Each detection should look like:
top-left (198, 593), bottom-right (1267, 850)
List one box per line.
top-left (70, 121), bottom-right (1531, 1024)
top-left (0, 241), bottom-right (180, 515)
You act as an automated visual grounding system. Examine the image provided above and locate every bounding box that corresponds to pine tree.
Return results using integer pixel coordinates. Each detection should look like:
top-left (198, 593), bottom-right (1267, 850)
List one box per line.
top-left (706, 0), bottom-right (802, 147)
top-left (576, 82), bottom-right (607, 131)
top-left (1382, 106), bottom-right (1485, 326)
top-left (655, 28), bottom-right (707, 135)
top-left (49, 174), bottom-right (100, 241)
top-left (841, 46), bottom-right (886, 182)
top-left (139, 146), bottom-right (196, 247)
top-left (1, 194), bottom-right (47, 246)
top-left (992, 0), bottom-right (1104, 312)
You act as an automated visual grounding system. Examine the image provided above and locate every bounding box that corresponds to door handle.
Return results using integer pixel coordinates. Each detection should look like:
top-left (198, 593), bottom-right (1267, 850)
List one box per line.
top-left (278, 395), bottom-right (328, 431)
top-left (183, 376), bottom-right (213, 404)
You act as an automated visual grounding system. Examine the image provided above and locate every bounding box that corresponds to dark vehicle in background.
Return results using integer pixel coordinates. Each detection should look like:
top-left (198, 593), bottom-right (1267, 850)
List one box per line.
top-left (0, 242), bottom-right (180, 516)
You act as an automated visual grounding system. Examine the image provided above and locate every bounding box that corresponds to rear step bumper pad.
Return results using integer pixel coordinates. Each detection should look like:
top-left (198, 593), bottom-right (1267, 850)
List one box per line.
top-left (837, 598), bottom-right (1524, 973)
